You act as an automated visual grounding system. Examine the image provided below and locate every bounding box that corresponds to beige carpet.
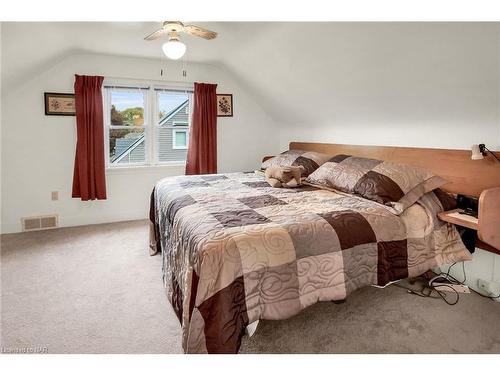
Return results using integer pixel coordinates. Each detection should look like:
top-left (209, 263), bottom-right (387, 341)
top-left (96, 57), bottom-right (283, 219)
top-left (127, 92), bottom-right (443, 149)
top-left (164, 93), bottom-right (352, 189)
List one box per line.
top-left (1, 220), bottom-right (499, 354)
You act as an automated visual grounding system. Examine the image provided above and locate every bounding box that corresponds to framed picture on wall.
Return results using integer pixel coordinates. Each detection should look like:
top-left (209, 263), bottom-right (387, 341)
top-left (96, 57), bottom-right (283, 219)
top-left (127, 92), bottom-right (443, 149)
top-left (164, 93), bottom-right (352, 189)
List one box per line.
top-left (216, 94), bottom-right (233, 117)
top-left (44, 92), bottom-right (76, 116)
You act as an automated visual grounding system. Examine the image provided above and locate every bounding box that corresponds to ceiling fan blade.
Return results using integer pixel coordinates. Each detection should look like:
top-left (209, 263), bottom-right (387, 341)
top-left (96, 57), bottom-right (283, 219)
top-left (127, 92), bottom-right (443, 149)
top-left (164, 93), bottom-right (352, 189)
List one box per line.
top-left (144, 28), bottom-right (167, 41)
top-left (184, 25), bottom-right (217, 40)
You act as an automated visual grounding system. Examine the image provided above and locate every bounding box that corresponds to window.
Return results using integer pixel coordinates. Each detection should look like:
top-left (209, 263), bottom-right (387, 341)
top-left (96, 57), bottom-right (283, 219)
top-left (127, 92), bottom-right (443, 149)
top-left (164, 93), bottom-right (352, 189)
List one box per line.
top-left (104, 83), bottom-right (193, 167)
top-left (156, 90), bottom-right (192, 162)
top-left (172, 121), bottom-right (189, 149)
top-left (105, 88), bottom-right (147, 166)
top-left (173, 129), bottom-right (188, 149)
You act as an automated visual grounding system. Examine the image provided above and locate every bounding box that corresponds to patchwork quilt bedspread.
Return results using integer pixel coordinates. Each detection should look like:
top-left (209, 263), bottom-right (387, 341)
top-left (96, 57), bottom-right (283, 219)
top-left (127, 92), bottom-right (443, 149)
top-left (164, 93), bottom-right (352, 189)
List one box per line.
top-left (150, 172), bottom-right (471, 353)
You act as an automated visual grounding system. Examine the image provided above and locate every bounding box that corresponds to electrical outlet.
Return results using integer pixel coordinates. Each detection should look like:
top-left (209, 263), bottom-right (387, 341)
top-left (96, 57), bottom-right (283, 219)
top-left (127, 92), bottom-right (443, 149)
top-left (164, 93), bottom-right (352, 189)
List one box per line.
top-left (51, 191), bottom-right (59, 201)
top-left (478, 279), bottom-right (495, 296)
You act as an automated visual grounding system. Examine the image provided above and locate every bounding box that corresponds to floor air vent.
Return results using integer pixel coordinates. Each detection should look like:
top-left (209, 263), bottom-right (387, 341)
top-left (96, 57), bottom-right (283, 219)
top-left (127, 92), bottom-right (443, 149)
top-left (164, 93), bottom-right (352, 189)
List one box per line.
top-left (21, 215), bottom-right (58, 232)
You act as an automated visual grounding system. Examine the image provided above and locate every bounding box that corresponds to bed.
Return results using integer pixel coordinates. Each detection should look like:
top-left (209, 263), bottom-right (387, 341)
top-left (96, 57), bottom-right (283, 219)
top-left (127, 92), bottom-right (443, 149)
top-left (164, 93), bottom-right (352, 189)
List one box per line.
top-left (149, 153), bottom-right (474, 353)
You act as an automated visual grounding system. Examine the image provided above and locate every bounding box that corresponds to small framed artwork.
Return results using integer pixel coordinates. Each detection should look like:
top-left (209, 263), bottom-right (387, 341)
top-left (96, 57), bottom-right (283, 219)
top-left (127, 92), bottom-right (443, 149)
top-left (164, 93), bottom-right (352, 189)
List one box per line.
top-left (217, 94), bottom-right (233, 117)
top-left (44, 92), bottom-right (76, 116)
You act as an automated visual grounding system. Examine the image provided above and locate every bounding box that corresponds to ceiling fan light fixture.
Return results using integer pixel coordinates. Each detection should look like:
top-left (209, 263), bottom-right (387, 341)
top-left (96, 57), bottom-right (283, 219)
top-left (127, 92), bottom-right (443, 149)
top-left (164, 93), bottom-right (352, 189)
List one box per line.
top-left (162, 37), bottom-right (186, 60)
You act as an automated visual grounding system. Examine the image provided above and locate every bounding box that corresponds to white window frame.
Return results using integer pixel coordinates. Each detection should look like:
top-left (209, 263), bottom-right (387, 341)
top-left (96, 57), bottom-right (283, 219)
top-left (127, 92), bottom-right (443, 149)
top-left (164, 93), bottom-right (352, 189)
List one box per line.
top-left (103, 80), bottom-right (193, 169)
top-left (153, 89), bottom-right (193, 165)
top-left (103, 86), bottom-right (149, 168)
top-left (172, 128), bottom-right (189, 150)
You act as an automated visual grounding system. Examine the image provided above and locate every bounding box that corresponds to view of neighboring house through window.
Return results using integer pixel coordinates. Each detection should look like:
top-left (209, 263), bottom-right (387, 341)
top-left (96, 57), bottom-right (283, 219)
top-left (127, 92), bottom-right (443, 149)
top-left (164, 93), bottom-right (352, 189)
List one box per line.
top-left (104, 84), bottom-right (192, 167)
top-left (156, 89), bottom-right (191, 161)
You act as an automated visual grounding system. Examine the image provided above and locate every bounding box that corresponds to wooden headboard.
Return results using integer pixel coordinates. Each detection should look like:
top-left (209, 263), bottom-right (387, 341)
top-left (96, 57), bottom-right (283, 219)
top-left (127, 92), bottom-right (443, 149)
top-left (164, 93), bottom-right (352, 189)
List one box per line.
top-left (290, 142), bottom-right (500, 197)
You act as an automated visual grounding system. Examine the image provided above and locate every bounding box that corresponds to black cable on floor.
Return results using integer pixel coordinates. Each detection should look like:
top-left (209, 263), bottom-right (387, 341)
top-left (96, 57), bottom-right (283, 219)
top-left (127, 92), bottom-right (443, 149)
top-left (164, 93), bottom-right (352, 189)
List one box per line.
top-left (392, 279), bottom-right (460, 306)
top-left (394, 262), bottom-right (500, 304)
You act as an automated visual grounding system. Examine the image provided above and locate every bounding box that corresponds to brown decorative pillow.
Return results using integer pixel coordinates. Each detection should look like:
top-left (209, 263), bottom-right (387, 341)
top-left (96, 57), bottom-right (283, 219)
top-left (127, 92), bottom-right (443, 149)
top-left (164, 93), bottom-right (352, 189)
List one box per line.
top-left (305, 155), bottom-right (448, 214)
top-left (432, 188), bottom-right (457, 211)
top-left (417, 189), bottom-right (456, 223)
top-left (261, 150), bottom-right (332, 177)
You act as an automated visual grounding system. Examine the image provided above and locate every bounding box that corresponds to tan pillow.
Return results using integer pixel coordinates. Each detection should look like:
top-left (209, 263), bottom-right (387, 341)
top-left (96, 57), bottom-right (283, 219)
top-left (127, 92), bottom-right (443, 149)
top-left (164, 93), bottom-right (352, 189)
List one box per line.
top-left (306, 154), bottom-right (447, 214)
top-left (261, 150), bottom-right (332, 177)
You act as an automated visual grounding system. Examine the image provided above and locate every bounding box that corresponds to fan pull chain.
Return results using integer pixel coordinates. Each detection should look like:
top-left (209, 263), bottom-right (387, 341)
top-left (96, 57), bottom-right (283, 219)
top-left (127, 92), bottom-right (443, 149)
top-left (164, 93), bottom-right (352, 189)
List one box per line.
top-left (182, 53), bottom-right (187, 78)
top-left (159, 51), bottom-right (165, 77)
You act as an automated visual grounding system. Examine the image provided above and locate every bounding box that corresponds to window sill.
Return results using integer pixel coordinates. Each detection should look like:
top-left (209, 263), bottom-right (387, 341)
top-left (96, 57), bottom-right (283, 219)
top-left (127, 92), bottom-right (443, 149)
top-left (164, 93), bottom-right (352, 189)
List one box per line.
top-left (106, 163), bottom-right (186, 175)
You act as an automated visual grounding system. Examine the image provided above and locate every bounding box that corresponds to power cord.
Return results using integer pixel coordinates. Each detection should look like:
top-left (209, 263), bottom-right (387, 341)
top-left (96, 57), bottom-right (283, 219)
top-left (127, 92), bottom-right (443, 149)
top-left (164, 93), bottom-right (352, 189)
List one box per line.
top-left (444, 262), bottom-right (465, 283)
top-left (394, 262), bottom-right (500, 305)
top-left (480, 144), bottom-right (500, 162)
top-left (443, 261), bottom-right (500, 300)
top-left (393, 273), bottom-right (460, 306)
top-left (393, 283), bottom-right (460, 306)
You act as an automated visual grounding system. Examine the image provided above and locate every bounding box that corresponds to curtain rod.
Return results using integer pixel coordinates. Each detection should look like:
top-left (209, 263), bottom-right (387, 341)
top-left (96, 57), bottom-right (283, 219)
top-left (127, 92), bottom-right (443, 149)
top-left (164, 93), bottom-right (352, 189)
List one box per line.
top-left (103, 85), bottom-right (194, 93)
top-left (103, 76), bottom-right (194, 87)
top-left (103, 85), bottom-right (150, 90)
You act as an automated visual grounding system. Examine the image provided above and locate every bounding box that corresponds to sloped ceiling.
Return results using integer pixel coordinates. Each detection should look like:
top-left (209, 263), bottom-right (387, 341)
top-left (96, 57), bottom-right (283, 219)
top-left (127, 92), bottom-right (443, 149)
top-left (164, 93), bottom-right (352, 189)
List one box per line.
top-left (220, 22), bottom-right (500, 127)
top-left (2, 22), bottom-right (499, 127)
top-left (0, 22), bottom-right (272, 89)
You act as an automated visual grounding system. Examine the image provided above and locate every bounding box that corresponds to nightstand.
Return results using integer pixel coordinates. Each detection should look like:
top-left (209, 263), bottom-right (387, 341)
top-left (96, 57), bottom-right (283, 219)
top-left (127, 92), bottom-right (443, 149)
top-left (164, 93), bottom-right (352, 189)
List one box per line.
top-left (438, 187), bottom-right (500, 255)
top-left (438, 209), bottom-right (478, 230)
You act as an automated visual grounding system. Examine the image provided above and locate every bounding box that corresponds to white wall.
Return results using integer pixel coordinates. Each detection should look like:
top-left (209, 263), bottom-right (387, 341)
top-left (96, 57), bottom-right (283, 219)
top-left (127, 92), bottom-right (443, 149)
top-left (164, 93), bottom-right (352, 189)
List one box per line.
top-left (272, 23), bottom-right (499, 150)
top-left (0, 52), bottom-right (278, 233)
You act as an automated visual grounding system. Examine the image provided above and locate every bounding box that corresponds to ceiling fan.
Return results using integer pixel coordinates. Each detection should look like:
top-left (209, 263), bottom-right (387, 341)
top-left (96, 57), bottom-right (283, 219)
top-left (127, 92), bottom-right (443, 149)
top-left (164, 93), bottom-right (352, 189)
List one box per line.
top-left (144, 21), bottom-right (217, 60)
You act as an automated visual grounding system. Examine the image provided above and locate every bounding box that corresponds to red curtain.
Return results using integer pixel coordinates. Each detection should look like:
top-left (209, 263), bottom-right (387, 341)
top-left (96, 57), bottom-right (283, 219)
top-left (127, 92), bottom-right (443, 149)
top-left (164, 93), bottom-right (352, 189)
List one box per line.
top-left (72, 75), bottom-right (107, 200)
top-left (185, 82), bottom-right (218, 175)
